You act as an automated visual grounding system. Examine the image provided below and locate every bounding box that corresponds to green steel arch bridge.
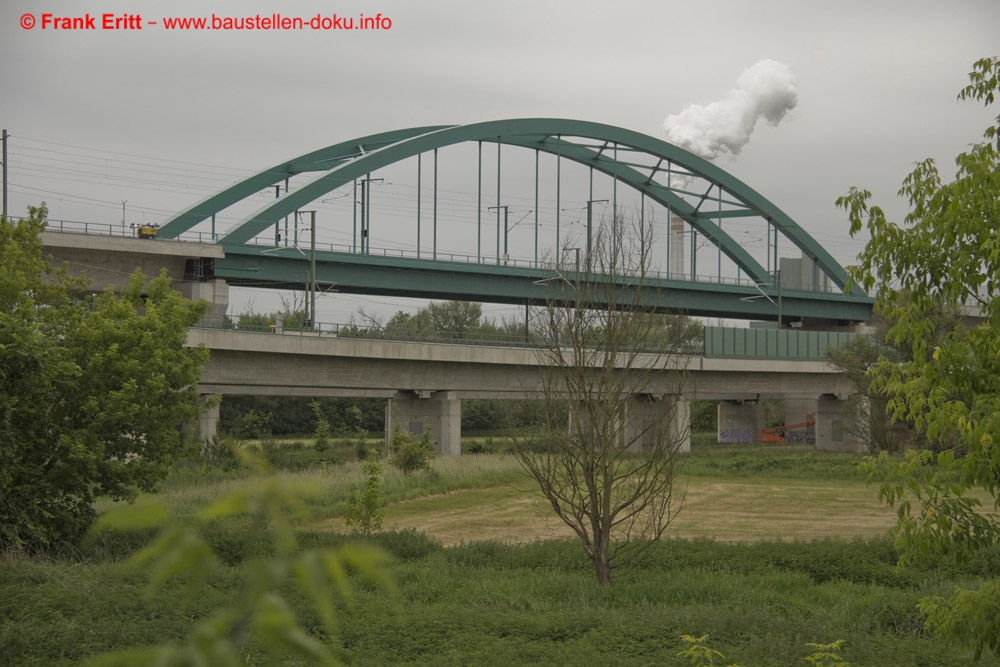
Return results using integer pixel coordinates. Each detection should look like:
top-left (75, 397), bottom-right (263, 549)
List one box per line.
top-left (156, 119), bottom-right (873, 323)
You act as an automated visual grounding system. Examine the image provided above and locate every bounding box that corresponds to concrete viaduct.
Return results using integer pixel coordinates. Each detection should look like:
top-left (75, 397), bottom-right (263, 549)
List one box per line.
top-left (190, 327), bottom-right (859, 454)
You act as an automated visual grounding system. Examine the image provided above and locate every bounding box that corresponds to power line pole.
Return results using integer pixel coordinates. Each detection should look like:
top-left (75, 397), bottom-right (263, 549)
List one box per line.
top-left (274, 185), bottom-right (281, 246)
top-left (358, 176), bottom-right (383, 254)
top-left (296, 210), bottom-right (318, 328)
top-left (585, 199), bottom-right (608, 272)
top-left (308, 210), bottom-right (317, 329)
top-left (488, 205), bottom-right (509, 265)
top-left (2, 129), bottom-right (8, 219)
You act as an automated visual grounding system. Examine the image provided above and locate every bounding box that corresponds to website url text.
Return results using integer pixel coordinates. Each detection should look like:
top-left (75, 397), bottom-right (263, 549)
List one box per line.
top-left (20, 13), bottom-right (393, 31)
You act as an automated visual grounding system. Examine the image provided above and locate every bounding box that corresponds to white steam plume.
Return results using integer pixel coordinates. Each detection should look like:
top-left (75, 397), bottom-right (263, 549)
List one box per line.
top-left (663, 59), bottom-right (798, 160)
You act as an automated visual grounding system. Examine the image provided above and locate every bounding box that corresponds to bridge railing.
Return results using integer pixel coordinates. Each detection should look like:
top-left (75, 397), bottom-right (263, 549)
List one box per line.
top-left (190, 316), bottom-right (864, 361)
top-left (191, 315), bottom-right (586, 350)
top-left (41, 220), bottom-right (837, 293)
top-left (244, 237), bottom-right (834, 293)
top-left (42, 218), bottom-right (220, 243)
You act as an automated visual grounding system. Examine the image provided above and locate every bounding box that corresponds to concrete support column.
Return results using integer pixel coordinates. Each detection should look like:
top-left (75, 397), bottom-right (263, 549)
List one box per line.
top-left (815, 394), bottom-right (862, 451)
top-left (197, 396), bottom-right (220, 446)
top-left (784, 398), bottom-right (818, 445)
top-left (387, 390), bottom-right (462, 456)
top-left (717, 401), bottom-right (765, 443)
top-left (181, 278), bottom-right (229, 323)
top-left (623, 395), bottom-right (691, 453)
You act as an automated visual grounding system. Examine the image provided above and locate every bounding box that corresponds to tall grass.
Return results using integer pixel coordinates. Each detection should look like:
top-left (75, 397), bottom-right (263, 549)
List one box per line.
top-left (683, 441), bottom-right (868, 480)
top-left (7, 444), bottom-right (997, 666)
top-left (7, 536), bottom-right (996, 666)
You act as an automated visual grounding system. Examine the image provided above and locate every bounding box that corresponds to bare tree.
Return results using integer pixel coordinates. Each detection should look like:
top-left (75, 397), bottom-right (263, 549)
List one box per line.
top-left (513, 216), bottom-right (689, 586)
top-left (346, 306), bottom-right (387, 337)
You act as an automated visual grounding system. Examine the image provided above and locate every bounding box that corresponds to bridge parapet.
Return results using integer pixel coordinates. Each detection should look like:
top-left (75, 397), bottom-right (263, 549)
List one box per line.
top-left (190, 319), bottom-right (866, 363)
top-left (703, 326), bottom-right (863, 360)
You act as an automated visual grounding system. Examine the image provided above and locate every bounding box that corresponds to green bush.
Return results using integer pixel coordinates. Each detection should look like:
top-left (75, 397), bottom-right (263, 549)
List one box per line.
top-left (365, 528), bottom-right (442, 561)
top-left (690, 400), bottom-right (718, 433)
top-left (311, 400), bottom-right (331, 452)
top-left (355, 438), bottom-right (370, 461)
top-left (84, 462), bottom-right (396, 666)
top-left (232, 409), bottom-right (272, 440)
top-left (200, 436), bottom-right (241, 470)
top-left (339, 452), bottom-right (386, 535)
top-left (466, 437), bottom-right (503, 454)
top-left (390, 426), bottom-right (436, 475)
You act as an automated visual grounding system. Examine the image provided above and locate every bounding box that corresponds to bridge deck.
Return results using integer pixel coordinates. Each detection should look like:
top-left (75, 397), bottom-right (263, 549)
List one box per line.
top-left (189, 327), bottom-right (853, 401)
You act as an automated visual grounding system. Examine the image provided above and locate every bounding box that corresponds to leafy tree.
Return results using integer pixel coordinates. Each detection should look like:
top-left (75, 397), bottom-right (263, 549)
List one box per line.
top-left (383, 309), bottom-right (436, 340)
top-left (648, 312), bottom-right (703, 351)
top-left (312, 401), bottom-right (332, 452)
top-left (512, 217), bottom-right (688, 587)
top-left (425, 300), bottom-right (483, 337)
top-left (220, 396), bottom-right (383, 437)
top-left (344, 404), bottom-right (365, 435)
top-left (837, 57), bottom-right (1000, 659)
top-left (0, 204), bottom-right (211, 551)
top-left (380, 301), bottom-right (485, 341)
top-left (827, 304), bottom-right (963, 453)
top-left (462, 398), bottom-right (547, 434)
top-left (231, 408), bottom-right (273, 441)
top-left (359, 298), bottom-right (698, 350)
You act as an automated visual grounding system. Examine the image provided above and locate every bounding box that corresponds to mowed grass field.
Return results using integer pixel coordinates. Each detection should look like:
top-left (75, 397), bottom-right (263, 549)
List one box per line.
top-left (368, 476), bottom-right (897, 545)
top-left (303, 440), bottom-right (898, 544)
top-left (3, 441), bottom-right (999, 666)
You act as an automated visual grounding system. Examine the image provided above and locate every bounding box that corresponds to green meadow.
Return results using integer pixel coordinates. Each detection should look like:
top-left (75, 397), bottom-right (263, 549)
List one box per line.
top-left (3, 441), bottom-right (999, 666)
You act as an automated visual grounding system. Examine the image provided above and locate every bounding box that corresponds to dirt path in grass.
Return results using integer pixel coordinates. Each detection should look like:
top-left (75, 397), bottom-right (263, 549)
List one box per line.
top-left (315, 476), bottom-right (899, 546)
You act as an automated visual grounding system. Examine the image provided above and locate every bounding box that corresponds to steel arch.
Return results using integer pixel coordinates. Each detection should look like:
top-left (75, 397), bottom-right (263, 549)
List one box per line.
top-left (157, 119), bottom-right (861, 295)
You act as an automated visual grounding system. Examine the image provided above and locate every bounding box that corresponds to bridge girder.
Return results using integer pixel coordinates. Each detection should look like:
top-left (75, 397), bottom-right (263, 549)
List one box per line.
top-left (156, 119), bottom-right (864, 297)
top-left (215, 245), bottom-right (874, 323)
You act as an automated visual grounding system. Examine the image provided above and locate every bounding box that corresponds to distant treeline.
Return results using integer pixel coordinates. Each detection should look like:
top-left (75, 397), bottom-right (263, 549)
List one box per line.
top-left (219, 396), bottom-right (563, 438)
top-left (221, 395), bottom-right (721, 438)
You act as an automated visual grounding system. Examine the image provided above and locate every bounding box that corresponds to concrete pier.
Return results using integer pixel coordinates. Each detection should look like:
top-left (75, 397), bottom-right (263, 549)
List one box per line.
top-left (180, 278), bottom-right (229, 322)
top-left (197, 396), bottom-right (220, 445)
top-left (387, 390), bottom-right (462, 456)
top-left (717, 401), bottom-right (765, 443)
top-left (623, 395), bottom-right (691, 453)
top-left (815, 395), bottom-right (862, 451)
top-left (783, 398), bottom-right (818, 444)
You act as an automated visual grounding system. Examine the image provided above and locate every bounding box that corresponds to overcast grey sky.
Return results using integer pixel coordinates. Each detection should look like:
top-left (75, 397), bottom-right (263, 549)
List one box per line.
top-left (2, 0), bottom-right (998, 322)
